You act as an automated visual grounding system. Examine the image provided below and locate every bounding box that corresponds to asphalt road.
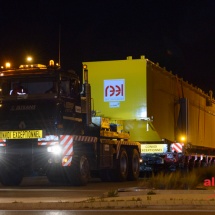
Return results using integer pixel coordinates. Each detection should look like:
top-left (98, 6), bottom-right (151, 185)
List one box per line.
top-left (0, 176), bottom-right (141, 201)
top-left (0, 176), bottom-right (215, 212)
top-left (0, 209), bottom-right (214, 215)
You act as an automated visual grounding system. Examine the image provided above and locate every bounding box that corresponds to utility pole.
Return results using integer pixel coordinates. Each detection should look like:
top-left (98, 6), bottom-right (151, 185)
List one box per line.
top-left (58, 24), bottom-right (61, 66)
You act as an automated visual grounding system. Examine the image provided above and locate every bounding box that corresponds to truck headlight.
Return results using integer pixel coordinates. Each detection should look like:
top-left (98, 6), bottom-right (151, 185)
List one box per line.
top-left (47, 145), bottom-right (62, 155)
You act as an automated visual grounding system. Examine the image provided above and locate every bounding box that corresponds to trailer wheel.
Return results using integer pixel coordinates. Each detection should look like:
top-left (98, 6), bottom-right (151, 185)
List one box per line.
top-left (128, 148), bottom-right (140, 181)
top-left (114, 148), bottom-right (128, 181)
top-left (0, 167), bottom-right (23, 186)
top-left (68, 155), bottom-right (90, 186)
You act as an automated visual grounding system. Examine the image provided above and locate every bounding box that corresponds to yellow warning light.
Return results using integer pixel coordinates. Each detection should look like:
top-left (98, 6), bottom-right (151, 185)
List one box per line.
top-left (63, 157), bottom-right (68, 163)
top-left (5, 62), bottom-right (11, 69)
top-left (83, 64), bottom-right (87, 70)
top-left (26, 56), bottom-right (32, 62)
top-left (180, 135), bottom-right (186, 142)
top-left (49, 60), bottom-right (54, 66)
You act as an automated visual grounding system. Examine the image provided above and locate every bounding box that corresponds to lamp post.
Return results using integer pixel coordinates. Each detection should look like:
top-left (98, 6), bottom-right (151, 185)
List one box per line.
top-left (5, 62), bottom-right (11, 69)
top-left (26, 56), bottom-right (33, 63)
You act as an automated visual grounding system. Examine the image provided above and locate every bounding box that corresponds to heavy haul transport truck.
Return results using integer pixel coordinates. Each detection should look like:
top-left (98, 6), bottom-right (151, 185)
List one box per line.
top-left (0, 62), bottom-right (141, 186)
top-left (84, 56), bottom-right (215, 174)
top-left (0, 56), bottom-right (215, 186)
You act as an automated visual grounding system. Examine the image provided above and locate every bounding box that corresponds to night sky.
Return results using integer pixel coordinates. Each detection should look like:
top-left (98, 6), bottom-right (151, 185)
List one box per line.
top-left (1, 0), bottom-right (215, 94)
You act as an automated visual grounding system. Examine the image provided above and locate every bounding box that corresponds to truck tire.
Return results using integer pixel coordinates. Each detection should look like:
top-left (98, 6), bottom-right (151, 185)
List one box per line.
top-left (127, 148), bottom-right (140, 181)
top-left (114, 148), bottom-right (128, 181)
top-left (0, 167), bottom-right (23, 186)
top-left (68, 155), bottom-right (90, 186)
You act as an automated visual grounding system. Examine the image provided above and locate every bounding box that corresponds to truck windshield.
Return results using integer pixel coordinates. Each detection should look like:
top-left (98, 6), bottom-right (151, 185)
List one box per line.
top-left (0, 78), bottom-right (57, 97)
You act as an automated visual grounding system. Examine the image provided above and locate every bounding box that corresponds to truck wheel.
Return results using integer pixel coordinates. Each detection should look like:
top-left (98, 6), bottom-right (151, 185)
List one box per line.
top-left (128, 148), bottom-right (140, 181)
top-left (68, 155), bottom-right (90, 186)
top-left (114, 148), bottom-right (128, 181)
top-left (0, 168), bottom-right (23, 186)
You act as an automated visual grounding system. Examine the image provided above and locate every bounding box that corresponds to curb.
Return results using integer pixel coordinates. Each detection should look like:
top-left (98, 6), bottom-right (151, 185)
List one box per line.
top-left (0, 201), bottom-right (215, 210)
top-left (1, 189), bottom-right (215, 210)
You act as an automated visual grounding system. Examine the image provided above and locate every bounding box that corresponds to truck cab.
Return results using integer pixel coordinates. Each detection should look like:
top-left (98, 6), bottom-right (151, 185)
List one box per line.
top-left (0, 63), bottom-right (83, 185)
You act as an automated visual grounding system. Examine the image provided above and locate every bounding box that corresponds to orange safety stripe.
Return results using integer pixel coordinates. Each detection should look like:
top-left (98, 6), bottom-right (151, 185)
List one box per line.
top-left (60, 135), bottom-right (73, 166)
top-left (171, 142), bottom-right (183, 152)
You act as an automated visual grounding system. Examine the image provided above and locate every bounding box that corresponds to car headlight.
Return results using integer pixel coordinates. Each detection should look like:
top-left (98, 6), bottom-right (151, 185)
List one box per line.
top-left (47, 145), bottom-right (62, 155)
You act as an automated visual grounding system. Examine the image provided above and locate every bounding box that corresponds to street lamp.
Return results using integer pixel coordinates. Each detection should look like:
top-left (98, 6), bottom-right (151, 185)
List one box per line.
top-left (26, 56), bottom-right (33, 63)
top-left (5, 62), bottom-right (11, 69)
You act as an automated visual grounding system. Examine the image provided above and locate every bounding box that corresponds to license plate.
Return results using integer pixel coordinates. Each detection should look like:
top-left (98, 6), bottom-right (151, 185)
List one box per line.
top-left (0, 130), bottom-right (43, 139)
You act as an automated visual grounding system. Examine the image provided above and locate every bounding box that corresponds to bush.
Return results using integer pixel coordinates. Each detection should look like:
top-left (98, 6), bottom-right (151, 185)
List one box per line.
top-left (107, 190), bottom-right (118, 197)
top-left (139, 166), bottom-right (215, 190)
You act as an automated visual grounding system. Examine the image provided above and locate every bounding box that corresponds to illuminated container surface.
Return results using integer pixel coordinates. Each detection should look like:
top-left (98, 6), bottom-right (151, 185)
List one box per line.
top-left (83, 56), bottom-right (215, 148)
